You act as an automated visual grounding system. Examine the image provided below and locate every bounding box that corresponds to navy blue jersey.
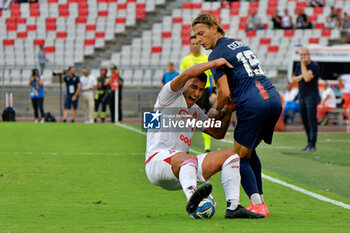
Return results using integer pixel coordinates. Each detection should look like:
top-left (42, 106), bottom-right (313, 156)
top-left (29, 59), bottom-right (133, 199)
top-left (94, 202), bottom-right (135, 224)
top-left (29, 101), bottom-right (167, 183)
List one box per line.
top-left (64, 75), bottom-right (80, 95)
top-left (209, 37), bottom-right (278, 108)
top-left (293, 61), bottom-right (320, 99)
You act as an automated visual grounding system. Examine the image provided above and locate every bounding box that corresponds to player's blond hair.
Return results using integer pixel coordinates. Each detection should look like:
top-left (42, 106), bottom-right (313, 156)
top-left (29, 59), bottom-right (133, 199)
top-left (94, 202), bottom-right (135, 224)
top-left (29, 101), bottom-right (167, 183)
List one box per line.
top-left (192, 13), bottom-right (225, 36)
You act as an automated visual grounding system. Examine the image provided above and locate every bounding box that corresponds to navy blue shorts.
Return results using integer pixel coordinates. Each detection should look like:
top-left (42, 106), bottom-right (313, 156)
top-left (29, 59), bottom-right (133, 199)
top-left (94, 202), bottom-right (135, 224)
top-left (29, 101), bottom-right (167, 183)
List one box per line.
top-left (234, 94), bottom-right (282, 149)
top-left (64, 95), bottom-right (79, 109)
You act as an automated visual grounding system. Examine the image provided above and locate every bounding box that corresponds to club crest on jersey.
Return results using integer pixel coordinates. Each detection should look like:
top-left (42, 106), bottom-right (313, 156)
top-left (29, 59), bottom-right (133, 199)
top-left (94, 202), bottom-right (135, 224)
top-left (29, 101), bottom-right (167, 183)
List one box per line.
top-left (143, 110), bottom-right (161, 129)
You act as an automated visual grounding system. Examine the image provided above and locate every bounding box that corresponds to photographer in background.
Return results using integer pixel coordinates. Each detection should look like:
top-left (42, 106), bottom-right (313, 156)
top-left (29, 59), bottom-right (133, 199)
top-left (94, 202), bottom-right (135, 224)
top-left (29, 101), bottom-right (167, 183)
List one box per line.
top-left (29, 68), bottom-right (45, 123)
top-left (61, 67), bottom-right (81, 123)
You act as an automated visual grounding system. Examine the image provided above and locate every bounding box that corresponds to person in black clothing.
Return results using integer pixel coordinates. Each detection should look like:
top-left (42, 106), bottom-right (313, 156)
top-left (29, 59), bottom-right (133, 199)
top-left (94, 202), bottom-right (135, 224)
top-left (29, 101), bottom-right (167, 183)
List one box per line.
top-left (94, 66), bottom-right (110, 122)
top-left (271, 9), bottom-right (282, 29)
top-left (292, 48), bottom-right (320, 152)
top-left (108, 65), bottom-right (124, 123)
top-left (294, 9), bottom-right (312, 29)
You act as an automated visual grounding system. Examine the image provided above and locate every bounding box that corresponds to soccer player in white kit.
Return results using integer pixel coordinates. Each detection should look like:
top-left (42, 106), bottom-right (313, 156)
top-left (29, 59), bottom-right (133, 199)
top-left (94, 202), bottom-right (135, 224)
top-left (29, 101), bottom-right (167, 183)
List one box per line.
top-left (145, 58), bottom-right (264, 219)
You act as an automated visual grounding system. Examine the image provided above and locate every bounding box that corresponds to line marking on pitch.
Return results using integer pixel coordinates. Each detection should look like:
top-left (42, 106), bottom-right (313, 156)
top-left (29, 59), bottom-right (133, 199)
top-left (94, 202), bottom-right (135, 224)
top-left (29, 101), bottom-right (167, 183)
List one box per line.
top-left (116, 123), bottom-right (350, 210)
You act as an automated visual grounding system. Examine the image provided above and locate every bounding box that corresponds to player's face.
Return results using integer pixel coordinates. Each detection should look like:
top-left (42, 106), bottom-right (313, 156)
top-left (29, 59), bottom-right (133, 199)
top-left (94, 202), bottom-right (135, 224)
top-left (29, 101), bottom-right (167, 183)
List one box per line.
top-left (190, 38), bottom-right (201, 54)
top-left (183, 78), bottom-right (206, 108)
top-left (193, 24), bottom-right (216, 50)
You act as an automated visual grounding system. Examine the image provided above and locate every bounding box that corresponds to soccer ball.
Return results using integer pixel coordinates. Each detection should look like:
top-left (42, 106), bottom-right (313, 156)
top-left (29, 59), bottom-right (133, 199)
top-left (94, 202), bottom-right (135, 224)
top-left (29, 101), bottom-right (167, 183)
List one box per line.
top-left (188, 195), bottom-right (216, 219)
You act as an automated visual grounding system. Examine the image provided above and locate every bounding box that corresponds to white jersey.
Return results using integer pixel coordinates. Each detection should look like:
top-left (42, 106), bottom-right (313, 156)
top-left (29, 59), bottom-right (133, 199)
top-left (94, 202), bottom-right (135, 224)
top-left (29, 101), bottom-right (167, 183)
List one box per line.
top-left (322, 87), bottom-right (336, 108)
top-left (146, 82), bottom-right (209, 161)
top-left (340, 74), bottom-right (350, 94)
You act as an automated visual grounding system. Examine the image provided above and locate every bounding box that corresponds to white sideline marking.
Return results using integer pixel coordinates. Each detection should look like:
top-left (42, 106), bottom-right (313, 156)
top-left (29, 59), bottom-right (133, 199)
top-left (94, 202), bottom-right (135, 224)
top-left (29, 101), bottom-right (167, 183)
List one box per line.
top-left (116, 123), bottom-right (350, 210)
top-left (262, 174), bottom-right (350, 210)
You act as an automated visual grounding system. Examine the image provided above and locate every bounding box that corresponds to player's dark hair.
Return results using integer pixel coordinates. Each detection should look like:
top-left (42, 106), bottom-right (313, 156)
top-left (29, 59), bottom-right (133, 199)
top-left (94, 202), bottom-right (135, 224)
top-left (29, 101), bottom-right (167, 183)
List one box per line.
top-left (197, 73), bottom-right (207, 83)
top-left (192, 13), bottom-right (225, 36)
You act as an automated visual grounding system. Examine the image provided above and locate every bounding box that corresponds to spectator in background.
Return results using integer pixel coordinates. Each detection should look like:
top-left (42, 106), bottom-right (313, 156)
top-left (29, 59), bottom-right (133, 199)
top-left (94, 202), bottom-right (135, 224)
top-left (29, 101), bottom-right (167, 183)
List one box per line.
top-left (37, 45), bottom-right (48, 75)
top-left (94, 66), bottom-right (110, 123)
top-left (294, 9), bottom-right (312, 29)
top-left (162, 62), bottom-right (179, 86)
top-left (340, 12), bottom-right (350, 43)
top-left (338, 73), bottom-right (350, 119)
top-left (283, 82), bottom-right (299, 124)
top-left (271, 8), bottom-right (282, 29)
top-left (29, 68), bottom-right (45, 123)
top-left (307, 0), bottom-right (324, 7)
top-left (0, 0), bottom-right (12, 10)
top-left (62, 67), bottom-right (81, 123)
top-left (109, 65), bottom-right (124, 123)
top-left (271, 9), bottom-right (282, 29)
top-left (80, 67), bottom-right (97, 124)
top-left (317, 81), bottom-right (336, 125)
top-left (281, 9), bottom-right (293, 29)
top-left (292, 48), bottom-right (320, 152)
top-left (326, 6), bottom-right (340, 29)
top-left (246, 10), bottom-right (262, 31)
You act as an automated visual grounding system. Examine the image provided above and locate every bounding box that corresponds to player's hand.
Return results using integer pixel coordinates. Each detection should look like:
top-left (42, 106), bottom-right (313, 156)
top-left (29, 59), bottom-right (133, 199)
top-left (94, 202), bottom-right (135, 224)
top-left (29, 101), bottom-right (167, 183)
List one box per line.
top-left (209, 93), bottom-right (217, 104)
top-left (208, 107), bottom-right (221, 118)
top-left (212, 58), bottom-right (234, 69)
top-left (71, 95), bottom-right (77, 101)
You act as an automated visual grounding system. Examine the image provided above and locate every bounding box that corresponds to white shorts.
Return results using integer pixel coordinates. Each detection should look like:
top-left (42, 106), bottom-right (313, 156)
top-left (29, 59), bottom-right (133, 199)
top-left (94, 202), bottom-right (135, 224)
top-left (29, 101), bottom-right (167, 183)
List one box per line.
top-left (145, 150), bottom-right (208, 190)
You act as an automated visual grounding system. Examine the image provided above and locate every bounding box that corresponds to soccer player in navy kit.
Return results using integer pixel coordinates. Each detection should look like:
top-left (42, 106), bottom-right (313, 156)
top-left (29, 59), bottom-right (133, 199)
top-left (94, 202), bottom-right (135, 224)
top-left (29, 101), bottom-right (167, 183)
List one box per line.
top-left (192, 13), bottom-right (282, 217)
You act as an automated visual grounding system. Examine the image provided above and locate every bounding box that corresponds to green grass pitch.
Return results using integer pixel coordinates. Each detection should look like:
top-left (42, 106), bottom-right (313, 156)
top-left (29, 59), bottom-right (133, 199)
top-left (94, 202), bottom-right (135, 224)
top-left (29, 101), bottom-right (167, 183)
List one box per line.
top-left (0, 123), bottom-right (349, 232)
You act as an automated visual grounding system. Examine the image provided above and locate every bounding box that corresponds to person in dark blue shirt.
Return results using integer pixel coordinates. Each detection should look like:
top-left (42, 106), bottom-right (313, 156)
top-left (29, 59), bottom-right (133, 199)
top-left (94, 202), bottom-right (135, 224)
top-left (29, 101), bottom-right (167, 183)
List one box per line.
top-left (62, 67), bottom-right (81, 122)
top-left (292, 47), bottom-right (320, 152)
top-left (192, 13), bottom-right (282, 217)
top-left (162, 62), bottom-right (179, 85)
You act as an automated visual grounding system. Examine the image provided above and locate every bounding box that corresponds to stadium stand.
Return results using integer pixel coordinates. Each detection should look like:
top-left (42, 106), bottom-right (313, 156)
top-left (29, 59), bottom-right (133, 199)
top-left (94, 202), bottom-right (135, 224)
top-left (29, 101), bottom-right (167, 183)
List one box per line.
top-left (1, 0), bottom-right (350, 87)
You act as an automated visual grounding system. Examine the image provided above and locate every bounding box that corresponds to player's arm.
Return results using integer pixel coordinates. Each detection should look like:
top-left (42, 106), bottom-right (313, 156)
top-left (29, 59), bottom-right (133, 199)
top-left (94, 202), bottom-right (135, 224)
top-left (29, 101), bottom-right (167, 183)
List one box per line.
top-left (170, 58), bottom-right (233, 92)
top-left (208, 74), bottom-right (230, 117)
top-left (300, 61), bottom-right (314, 83)
top-left (204, 99), bottom-right (235, 139)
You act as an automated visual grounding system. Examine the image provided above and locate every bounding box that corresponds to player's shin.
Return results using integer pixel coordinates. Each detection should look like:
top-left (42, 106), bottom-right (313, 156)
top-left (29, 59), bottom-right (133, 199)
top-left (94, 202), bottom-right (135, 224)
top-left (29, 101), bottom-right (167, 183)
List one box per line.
top-left (240, 158), bottom-right (262, 205)
top-left (179, 157), bottom-right (198, 200)
top-left (221, 154), bottom-right (241, 210)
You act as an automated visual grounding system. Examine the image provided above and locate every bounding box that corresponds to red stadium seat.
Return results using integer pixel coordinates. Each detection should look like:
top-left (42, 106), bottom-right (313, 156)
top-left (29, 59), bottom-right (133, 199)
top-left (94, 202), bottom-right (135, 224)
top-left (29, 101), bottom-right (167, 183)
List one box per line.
top-left (136, 4), bottom-right (146, 19)
top-left (182, 38), bottom-right (190, 45)
top-left (3, 39), bottom-right (14, 46)
top-left (45, 46), bottom-right (55, 53)
top-left (162, 32), bottom-right (171, 39)
top-left (230, 7), bottom-right (239, 16)
top-left (223, 24), bottom-right (229, 31)
top-left (46, 25), bottom-right (56, 31)
top-left (59, 4), bottom-right (69, 17)
top-left (7, 24), bottom-right (17, 31)
top-left (222, 2), bottom-right (229, 9)
top-left (85, 39), bottom-right (95, 46)
top-left (34, 39), bottom-right (45, 46)
top-left (268, 45), bottom-right (278, 53)
top-left (48, 0), bottom-right (58, 3)
top-left (86, 24), bottom-right (96, 31)
top-left (231, 1), bottom-right (240, 8)
top-left (98, 10), bottom-right (108, 17)
top-left (266, 8), bottom-right (276, 16)
top-left (116, 17), bottom-right (126, 24)
top-left (268, 0), bottom-right (278, 8)
top-left (315, 23), bottom-right (324, 29)
top-left (95, 32), bottom-right (105, 38)
top-left (182, 2), bottom-right (192, 9)
top-left (314, 7), bottom-right (323, 15)
top-left (17, 18), bottom-right (26, 24)
top-left (260, 38), bottom-right (271, 45)
top-left (56, 32), bottom-right (67, 39)
top-left (309, 38), bottom-right (319, 44)
top-left (46, 18), bottom-right (56, 25)
top-left (308, 15), bottom-right (317, 23)
top-left (152, 46), bottom-right (162, 53)
top-left (321, 29), bottom-right (331, 37)
top-left (17, 32), bottom-right (27, 39)
top-left (27, 25), bottom-right (37, 31)
top-left (127, 0), bottom-right (136, 2)
top-left (284, 29), bottom-right (294, 37)
top-left (246, 30), bottom-right (256, 38)
top-left (192, 3), bottom-right (201, 9)
top-left (118, 3), bottom-right (127, 10)
top-left (296, 1), bottom-right (306, 8)
top-left (173, 17), bottom-right (182, 24)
